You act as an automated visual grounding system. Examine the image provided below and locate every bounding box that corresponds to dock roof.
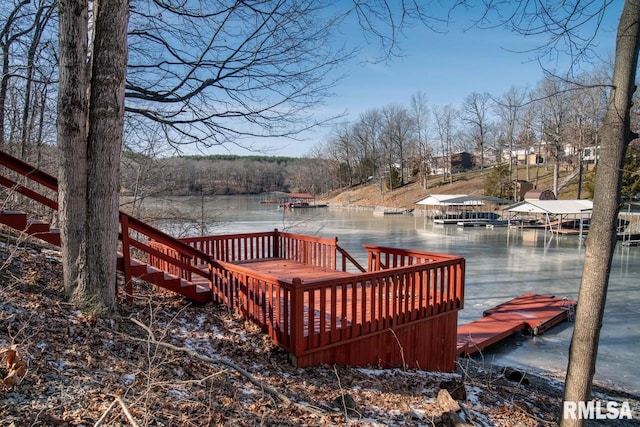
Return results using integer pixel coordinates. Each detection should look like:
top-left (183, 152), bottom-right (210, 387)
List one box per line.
top-left (506, 199), bottom-right (593, 215)
top-left (415, 194), bottom-right (512, 206)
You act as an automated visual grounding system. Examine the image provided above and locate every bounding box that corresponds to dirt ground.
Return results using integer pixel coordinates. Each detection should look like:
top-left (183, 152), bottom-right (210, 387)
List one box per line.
top-left (1, 236), bottom-right (639, 426)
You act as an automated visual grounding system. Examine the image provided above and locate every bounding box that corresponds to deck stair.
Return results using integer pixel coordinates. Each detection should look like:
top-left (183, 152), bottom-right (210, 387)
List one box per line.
top-left (457, 293), bottom-right (577, 356)
top-left (1, 150), bottom-right (212, 303)
top-left (0, 206), bottom-right (211, 302)
top-left (1, 209), bottom-right (62, 246)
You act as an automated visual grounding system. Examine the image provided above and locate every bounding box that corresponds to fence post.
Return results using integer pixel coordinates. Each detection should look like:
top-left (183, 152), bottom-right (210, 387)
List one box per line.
top-left (120, 213), bottom-right (133, 301)
top-left (290, 278), bottom-right (305, 363)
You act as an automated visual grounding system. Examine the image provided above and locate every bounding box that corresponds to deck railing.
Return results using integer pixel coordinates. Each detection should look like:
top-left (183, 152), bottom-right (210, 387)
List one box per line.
top-left (205, 250), bottom-right (464, 360)
top-left (364, 244), bottom-right (463, 270)
top-left (288, 250), bottom-right (464, 358)
top-left (174, 230), bottom-right (366, 272)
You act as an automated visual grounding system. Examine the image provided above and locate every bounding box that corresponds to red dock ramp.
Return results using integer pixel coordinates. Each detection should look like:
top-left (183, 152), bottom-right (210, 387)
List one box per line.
top-left (457, 293), bottom-right (576, 356)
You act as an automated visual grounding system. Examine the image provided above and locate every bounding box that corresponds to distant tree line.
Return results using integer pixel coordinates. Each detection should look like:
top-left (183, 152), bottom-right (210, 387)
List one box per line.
top-left (312, 71), bottom-right (636, 201)
top-left (119, 151), bottom-right (337, 200)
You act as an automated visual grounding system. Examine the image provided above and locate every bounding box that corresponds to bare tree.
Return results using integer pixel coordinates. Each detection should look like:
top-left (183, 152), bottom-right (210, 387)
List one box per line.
top-left (380, 104), bottom-right (413, 189)
top-left (19, 0), bottom-right (55, 160)
top-left (410, 91), bottom-right (432, 189)
top-left (495, 86), bottom-right (526, 200)
top-left (460, 92), bottom-right (492, 175)
top-left (433, 105), bottom-right (456, 184)
top-left (562, 3), bottom-right (640, 425)
top-left (1, 1), bottom-right (35, 147)
top-left (536, 77), bottom-right (572, 196)
top-left (517, 99), bottom-right (539, 183)
top-left (124, 1), bottom-right (348, 150)
top-left (354, 108), bottom-right (384, 187)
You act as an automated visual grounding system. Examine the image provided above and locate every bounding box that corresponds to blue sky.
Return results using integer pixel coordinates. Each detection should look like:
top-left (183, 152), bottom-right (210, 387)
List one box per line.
top-left (204, 2), bottom-right (624, 158)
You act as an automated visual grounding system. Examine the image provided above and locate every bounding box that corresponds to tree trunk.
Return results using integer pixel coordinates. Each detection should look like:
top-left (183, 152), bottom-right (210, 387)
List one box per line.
top-left (83, 0), bottom-right (129, 311)
top-left (57, 0), bottom-right (129, 312)
top-left (561, 2), bottom-right (640, 426)
top-left (57, 0), bottom-right (89, 306)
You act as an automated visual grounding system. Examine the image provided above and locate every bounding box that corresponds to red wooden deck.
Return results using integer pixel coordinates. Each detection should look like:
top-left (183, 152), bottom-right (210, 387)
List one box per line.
top-left (231, 258), bottom-right (455, 335)
top-left (457, 293), bottom-right (577, 356)
top-left (206, 249), bottom-right (464, 371)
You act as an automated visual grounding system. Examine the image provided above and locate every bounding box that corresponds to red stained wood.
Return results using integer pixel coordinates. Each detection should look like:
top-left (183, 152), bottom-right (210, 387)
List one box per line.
top-left (457, 293), bottom-right (577, 356)
top-left (224, 256), bottom-right (464, 371)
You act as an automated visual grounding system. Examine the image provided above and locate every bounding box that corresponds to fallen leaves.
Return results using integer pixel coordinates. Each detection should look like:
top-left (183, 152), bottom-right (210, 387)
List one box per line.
top-left (1, 239), bottom-right (639, 426)
top-left (1, 345), bottom-right (27, 389)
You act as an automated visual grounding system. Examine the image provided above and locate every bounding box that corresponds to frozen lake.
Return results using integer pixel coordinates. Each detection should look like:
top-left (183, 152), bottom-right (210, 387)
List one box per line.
top-left (141, 195), bottom-right (640, 394)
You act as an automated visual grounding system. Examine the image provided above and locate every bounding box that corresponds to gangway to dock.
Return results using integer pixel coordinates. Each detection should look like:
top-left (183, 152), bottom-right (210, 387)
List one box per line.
top-left (457, 293), bottom-right (577, 356)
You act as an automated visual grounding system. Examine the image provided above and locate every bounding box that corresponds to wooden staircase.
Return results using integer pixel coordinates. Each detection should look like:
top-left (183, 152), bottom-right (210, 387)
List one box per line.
top-left (0, 150), bottom-right (212, 303)
top-left (0, 210), bottom-right (62, 246)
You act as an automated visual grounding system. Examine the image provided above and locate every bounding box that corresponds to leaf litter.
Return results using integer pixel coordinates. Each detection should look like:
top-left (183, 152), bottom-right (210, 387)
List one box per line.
top-left (1, 238), bottom-right (639, 426)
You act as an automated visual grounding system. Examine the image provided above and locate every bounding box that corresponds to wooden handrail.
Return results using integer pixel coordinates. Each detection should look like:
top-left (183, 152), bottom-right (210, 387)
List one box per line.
top-left (180, 230), bottom-right (367, 273)
top-left (336, 244), bottom-right (366, 272)
top-left (0, 174), bottom-right (58, 210)
top-left (123, 212), bottom-right (214, 264)
top-left (0, 150), bottom-right (58, 190)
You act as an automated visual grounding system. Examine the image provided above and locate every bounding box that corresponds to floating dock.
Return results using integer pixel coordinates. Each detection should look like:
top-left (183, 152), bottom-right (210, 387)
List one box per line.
top-left (457, 293), bottom-right (577, 356)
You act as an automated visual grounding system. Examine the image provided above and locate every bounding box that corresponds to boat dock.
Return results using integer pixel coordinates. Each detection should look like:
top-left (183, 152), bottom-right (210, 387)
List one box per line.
top-left (457, 293), bottom-right (577, 356)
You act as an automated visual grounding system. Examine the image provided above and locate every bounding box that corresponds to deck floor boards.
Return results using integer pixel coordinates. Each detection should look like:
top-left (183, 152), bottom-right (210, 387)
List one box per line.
top-left (232, 258), bottom-right (355, 282)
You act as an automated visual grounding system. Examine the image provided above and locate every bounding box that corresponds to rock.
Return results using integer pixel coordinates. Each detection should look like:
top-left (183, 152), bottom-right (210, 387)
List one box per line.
top-left (439, 378), bottom-right (467, 400)
top-left (441, 410), bottom-right (474, 427)
top-left (437, 389), bottom-right (461, 413)
top-left (503, 367), bottom-right (530, 385)
top-left (332, 393), bottom-right (358, 417)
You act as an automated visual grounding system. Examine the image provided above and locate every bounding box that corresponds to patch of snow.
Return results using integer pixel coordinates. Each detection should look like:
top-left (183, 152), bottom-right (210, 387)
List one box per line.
top-left (241, 386), bottom-right (256, 395)
top-left (123, 373), bottom-right (136, 386)
top-left (48, 360), bottom-right (72, 371)
top-left (465, 386), bottom-right (484, 406)
top-left (167, 388), bottom-right (190, 399)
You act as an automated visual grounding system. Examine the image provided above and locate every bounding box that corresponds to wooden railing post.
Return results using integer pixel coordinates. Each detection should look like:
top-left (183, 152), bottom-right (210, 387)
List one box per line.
top-left (120, 213), bottom-right (133, 301)
top-left (334, 236), bottom-right (342, 271)
top-left (273, 228), bottom-right (280, 258)
top-left (290, 278), bottom-right (305, 363)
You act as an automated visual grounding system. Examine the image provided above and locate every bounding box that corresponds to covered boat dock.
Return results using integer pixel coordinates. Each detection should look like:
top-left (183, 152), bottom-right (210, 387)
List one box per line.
top-left (415, 194), bottom-right (511, 225)
top-left (506, 199), bottom-right (593, 237)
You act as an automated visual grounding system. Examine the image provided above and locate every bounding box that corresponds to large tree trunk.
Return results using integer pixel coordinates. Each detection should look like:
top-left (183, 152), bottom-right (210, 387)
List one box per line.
top-left (561, 2), bottom-right (640, 426)
top-left (57, 0), bottom-right (89, 306)
top-left (83, 0), bottom-right (129, 311)
top-left (58, 0), bottom-right (129, 312)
